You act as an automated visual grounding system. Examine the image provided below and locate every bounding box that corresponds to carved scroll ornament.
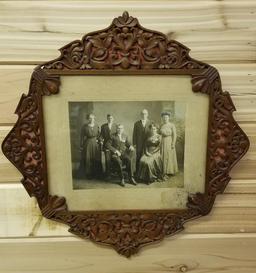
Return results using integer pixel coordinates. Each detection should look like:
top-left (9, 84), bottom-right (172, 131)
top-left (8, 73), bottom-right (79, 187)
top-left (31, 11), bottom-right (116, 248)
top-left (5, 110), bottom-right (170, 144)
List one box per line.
top-left (2, 12), bottom-right (249, 257)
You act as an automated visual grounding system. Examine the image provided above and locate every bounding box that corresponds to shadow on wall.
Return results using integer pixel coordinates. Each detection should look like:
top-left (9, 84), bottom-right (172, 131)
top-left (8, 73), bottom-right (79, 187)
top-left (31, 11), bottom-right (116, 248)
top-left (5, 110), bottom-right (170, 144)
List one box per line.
top-left (69, 101), bottom-right (185, 169)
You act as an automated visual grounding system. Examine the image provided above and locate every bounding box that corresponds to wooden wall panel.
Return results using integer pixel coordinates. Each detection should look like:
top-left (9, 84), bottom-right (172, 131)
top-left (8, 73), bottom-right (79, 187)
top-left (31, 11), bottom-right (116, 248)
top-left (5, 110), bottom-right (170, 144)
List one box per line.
top-left (0, 124), bottom-right (255, 185)
top-left (0, 186), bottom-right (256, 238)
top-left (0, 1), bottom-right (255, 272)
top-left (0, 1), bottom-right (255, 64)
top-left (1, 29), bottom-right (255, 64)
top-left (0, 127), bottom-right (22, 182)
top-left (0, 64), bottom-right (255, 124)
top-left (0, 235), bottom-right (256, 273)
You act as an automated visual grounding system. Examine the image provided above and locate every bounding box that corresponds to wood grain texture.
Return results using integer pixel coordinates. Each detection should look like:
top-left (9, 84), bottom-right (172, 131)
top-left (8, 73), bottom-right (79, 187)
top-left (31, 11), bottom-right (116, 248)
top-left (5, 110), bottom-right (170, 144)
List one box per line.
top-left (0, 64), bottom-right (255, 124)
top-left (0, 122), bottom-right (254, 184)
top-left (0, 0), bottom-right (255, 269)
top-left (0, 1), bottom-right (255, 63)
top-left (1, 235), bottom-right (256, 273)
top-left (0, 127), bottom-right (22, 182)
top-left (0, 186), bottom-right (256, 238)
top-left (1, 29), bottom-right (255, 64)
top-left (2, 13), bottom-right (250, 256)
top-left (0, 64), bottom-right (254, 185)
top-left (0, 66), bottom-right (32, 124)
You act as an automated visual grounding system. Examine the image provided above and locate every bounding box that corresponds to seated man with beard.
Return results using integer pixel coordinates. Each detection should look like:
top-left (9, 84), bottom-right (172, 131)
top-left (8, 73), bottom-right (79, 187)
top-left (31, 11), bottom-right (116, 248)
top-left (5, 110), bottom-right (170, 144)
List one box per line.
top-left (106, 124), bottom-right (137, 187)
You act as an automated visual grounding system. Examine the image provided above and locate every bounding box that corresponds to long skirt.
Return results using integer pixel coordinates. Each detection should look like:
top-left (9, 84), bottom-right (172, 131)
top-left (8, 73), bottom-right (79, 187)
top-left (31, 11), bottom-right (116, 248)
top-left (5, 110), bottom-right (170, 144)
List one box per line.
top-left (137, 152), bottom-right (163, 182)
top-left (161, 136), bottom-right (178, 175)
top-left (83, 138), bottom-right (102, 178)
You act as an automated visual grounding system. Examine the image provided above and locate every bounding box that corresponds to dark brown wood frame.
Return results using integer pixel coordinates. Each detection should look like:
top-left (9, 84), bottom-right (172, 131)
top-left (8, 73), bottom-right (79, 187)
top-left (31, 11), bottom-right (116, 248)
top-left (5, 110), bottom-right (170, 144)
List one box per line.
top-left (2, 12), bottom-right (249, 257)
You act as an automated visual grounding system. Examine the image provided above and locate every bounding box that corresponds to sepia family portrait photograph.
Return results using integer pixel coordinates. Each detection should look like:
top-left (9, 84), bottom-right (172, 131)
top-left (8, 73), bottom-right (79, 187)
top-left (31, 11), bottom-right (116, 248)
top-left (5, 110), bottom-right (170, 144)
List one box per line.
top-left (69, 101), bottom-right (186, 189)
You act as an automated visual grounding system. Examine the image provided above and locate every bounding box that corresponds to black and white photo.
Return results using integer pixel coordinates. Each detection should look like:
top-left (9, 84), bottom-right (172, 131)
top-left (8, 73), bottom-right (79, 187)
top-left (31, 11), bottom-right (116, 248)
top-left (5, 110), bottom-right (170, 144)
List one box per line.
top-left (69, 101), bottom-right (185, 189)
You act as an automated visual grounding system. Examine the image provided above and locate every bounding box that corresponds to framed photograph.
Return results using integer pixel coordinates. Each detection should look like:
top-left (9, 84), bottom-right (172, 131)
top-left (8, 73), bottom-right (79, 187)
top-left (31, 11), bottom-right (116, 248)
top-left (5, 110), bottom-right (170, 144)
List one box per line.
top-left (69, 100), bottom-right (186, 191)
top-left (2, 12), bottom-right (249, 257)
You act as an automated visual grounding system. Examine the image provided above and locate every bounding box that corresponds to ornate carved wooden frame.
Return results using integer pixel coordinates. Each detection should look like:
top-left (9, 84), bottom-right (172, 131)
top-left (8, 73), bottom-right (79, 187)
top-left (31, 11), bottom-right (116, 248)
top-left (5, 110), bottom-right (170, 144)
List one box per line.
top-left (2, 12), bottom-right (249, 257)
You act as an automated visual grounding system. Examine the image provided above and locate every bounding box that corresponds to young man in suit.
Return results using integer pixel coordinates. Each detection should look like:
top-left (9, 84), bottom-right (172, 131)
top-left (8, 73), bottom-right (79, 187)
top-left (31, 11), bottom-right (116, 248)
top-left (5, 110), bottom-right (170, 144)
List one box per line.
top-left (100, 114), bottom-right (117, 179)
top-left (133, 109), bottom-right (152, 174)
top-left (107, 124), bottom-right (137, 187)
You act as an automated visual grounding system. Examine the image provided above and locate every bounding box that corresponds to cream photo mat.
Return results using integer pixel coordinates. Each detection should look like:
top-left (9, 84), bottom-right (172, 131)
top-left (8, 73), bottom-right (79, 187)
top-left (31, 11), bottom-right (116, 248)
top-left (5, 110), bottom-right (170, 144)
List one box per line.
top-left (43, 75), bottom-right (209, 210)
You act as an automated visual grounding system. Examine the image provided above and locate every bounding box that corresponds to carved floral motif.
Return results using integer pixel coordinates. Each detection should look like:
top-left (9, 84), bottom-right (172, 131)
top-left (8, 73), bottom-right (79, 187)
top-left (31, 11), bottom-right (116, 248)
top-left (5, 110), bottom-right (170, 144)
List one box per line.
top-left (1, 70), bottom-right (60, 207)
top-left (1, 11), bottom-right (249, 257)
top-left (43, 11), bottom-right (207, 71)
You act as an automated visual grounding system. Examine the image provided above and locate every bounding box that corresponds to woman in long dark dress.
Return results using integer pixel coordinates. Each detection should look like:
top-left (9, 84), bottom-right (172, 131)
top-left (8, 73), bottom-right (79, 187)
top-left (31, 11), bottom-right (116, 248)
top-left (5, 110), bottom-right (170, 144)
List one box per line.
top-left (137, 124), bottom-right (163, 184)
top-left (80, 113), bottom-right (102, 179)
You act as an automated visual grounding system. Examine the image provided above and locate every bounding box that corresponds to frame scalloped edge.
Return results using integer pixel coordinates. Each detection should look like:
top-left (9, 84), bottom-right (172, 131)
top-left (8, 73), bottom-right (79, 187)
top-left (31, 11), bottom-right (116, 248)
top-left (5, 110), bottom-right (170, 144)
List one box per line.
top-left (2, 11), bottom-right (250, 257)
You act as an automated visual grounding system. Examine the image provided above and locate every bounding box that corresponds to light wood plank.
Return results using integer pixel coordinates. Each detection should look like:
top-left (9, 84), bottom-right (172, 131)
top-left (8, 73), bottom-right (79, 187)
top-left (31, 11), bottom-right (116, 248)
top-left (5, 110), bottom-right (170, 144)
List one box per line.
top-left (0, 0), bottom-right (255, 269)
top-left (36, 207), bottom-right (256, 236)
top-left (1, 185), bottom-right (256, 238)
top-left (0, 184), bottom-right (38, 237)
top-left (0, 64), bottom-right (255, 124)
top-left (0, 29), bottom-right (255, 64)
top-left (229, 123), bottom-right (256, 181)
top-left (1, 122), bottom-right (255, 184)
top-left (0, 235), bottom-right (256, 273)
top-left (230, 161), bottom-right (256, 180)
top-left (224, 1), bottom-right (256, 29)
top-left (0, 65), bottom-right (32, 124)
top-left (226, 179), bottom-right (256, 193)
top-left (0, 1), bottom-right (254, 33)
top-left (0, 1), bottom-right (224, 34)
top-left (170, 30), bottom-right (256, 63)
top-left (0, 162), bottom-right (22, 183)
top-left (1, 157), bottom-right (256, 190)
top-left (0, 1), bottom-right (255, 63)
top-left (0, 126), bottom-right (22, 183)
top-left (215, 64), bottom-right (256, 96)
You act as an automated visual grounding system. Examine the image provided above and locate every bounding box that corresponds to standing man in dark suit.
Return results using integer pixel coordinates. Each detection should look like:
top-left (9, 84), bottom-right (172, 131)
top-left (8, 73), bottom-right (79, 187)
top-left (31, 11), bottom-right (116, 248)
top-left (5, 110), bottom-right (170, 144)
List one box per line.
top-left (133, 109), bottom-right (152, 174)
top-left (107, 124), bottom-right (137, 187)
top-left (100, 114), bottom-right (117, 179)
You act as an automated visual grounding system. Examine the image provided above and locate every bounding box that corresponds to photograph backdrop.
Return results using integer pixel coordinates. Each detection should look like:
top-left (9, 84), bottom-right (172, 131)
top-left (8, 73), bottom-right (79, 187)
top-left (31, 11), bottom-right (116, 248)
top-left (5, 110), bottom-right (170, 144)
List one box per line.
top-left (68, 101), bottom-right (186, 172)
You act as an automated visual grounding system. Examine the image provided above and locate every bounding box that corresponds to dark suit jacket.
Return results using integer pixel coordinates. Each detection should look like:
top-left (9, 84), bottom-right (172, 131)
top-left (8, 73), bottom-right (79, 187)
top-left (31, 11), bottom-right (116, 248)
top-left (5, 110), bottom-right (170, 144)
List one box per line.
top-left (132, 119), bottom-right (152, 158)
top-left (100, 123), bottom-right (117, 148)
top-left (106, 133), bottom-right (131, 155)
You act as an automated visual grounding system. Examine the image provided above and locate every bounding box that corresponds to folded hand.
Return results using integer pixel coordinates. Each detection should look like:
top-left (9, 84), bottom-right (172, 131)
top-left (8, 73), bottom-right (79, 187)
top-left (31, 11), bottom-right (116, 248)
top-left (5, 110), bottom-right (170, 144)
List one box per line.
top-left (129, 146), bottom-right (135, 151)
top-left (116, 150), bottom-right (121, 157)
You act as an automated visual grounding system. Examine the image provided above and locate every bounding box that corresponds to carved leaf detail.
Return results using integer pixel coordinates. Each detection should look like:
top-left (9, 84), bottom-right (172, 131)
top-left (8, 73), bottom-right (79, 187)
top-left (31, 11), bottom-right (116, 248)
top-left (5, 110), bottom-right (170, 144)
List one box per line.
top-left (42, 195), bottom-right (68, 218)
top-left (1, 12), bottom-right (250, 257)
top-left (43, 12), bottom-right (207, 71)
top-left (1, 70), bottom-right (60, 207)
top-left (50, 212), bottom-right (186, 257)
